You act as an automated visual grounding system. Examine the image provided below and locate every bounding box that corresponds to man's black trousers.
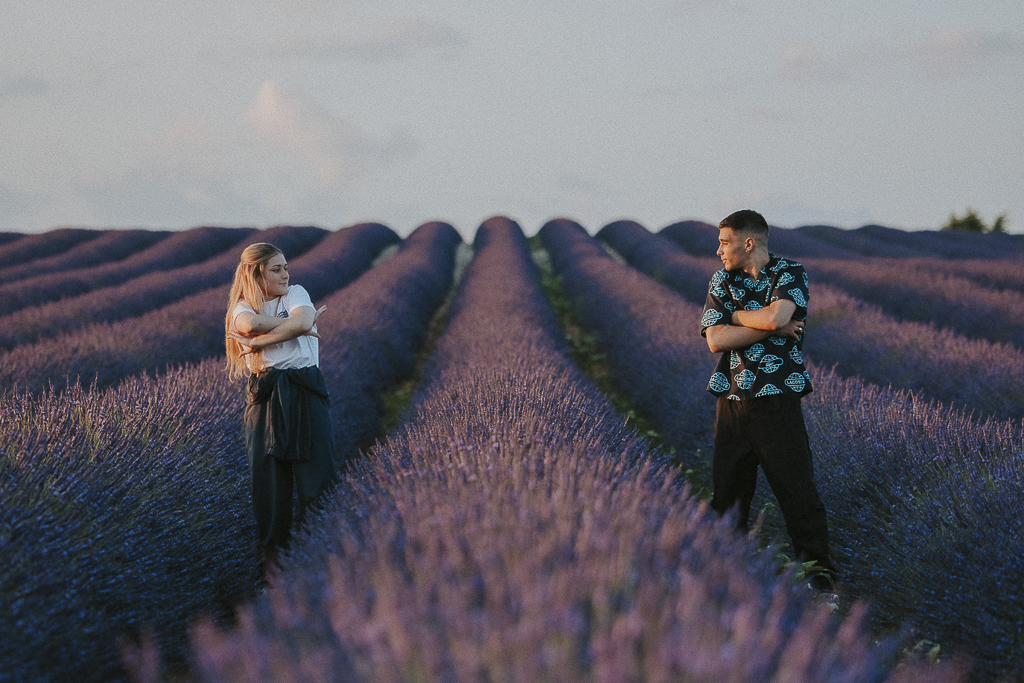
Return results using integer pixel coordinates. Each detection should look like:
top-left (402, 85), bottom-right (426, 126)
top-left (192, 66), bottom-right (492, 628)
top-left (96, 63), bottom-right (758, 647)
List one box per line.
top-left (712, 394), bottom-right (833, 573)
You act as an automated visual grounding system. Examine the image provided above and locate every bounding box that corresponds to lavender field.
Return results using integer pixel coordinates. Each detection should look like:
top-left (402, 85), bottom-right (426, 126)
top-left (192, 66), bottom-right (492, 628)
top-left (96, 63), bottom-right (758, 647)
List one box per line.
top-left (1, 219), bottom-right (1021, 682)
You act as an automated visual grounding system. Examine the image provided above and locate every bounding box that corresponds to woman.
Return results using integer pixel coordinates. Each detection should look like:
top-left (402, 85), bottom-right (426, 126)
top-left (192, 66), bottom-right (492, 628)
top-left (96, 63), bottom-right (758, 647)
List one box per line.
top-left (225, 243), bottom-right (335, 565)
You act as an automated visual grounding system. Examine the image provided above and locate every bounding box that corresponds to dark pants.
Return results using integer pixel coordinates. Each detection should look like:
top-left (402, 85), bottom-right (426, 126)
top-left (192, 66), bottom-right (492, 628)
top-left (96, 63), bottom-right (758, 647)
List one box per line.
top-left (712, 394), bottom-right (834, 573)
top-left (245, 367), bottom-right (337, 553)
top-left (248, 442), bottom-right (337, 552)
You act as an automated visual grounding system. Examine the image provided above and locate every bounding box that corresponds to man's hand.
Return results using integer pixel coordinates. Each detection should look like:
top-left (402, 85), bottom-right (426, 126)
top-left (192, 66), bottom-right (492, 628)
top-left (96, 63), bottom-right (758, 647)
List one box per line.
top-left (775, 317), bottom-right (804, 341)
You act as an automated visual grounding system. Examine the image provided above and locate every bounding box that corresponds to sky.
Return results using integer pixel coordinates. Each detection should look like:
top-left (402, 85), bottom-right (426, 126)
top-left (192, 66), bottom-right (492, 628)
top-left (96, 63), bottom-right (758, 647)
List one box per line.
top-left (2, 0), bottom-right (1022, 238)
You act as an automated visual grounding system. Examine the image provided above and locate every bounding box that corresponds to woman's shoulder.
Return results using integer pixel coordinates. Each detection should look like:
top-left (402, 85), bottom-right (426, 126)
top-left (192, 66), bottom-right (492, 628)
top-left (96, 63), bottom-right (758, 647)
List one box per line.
top-left (232, 299), bottom-right (255, 315)
top-left (284, 284), bottom-right (313, 307)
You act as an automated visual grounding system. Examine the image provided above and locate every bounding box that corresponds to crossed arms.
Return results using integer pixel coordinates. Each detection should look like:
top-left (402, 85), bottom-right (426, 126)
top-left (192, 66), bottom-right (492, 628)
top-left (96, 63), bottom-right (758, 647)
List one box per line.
top-left (228, 305), bottom-right (326, 355)
top-left (705, 299), bottom-right (803, 354)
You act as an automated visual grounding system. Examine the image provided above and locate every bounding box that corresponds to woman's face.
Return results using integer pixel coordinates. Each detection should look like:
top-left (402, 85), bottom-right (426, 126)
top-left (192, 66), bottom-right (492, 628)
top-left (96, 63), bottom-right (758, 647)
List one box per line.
top-left (260, 253), bottom-right (289, 298)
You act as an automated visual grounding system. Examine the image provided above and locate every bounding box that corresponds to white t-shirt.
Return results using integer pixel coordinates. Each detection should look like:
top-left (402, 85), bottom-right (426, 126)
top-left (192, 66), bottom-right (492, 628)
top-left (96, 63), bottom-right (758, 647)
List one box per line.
top-left (232, 285), bottom-right (319, 372)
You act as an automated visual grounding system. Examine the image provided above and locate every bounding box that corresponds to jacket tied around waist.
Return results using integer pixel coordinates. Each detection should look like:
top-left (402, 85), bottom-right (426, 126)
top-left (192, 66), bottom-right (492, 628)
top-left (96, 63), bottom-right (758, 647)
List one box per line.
top-left (245, 365), bottom-right (332, 462)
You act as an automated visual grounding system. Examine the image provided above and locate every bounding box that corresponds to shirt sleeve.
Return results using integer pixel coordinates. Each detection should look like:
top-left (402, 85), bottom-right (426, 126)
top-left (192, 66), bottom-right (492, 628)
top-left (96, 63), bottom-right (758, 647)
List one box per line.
top-left (700, 270), bottom-right (732, 337)
top-left (284, 285), bottom-right (315, 314)
top-left (231, 301), bottom-right (255, 331)
top-left (769, 263), bottom-right (809, 317)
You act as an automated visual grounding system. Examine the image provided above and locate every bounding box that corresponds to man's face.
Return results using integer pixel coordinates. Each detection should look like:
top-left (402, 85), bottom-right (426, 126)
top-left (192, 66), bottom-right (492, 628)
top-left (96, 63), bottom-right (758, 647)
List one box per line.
top-left (716, 227), bottom-right (751, 272)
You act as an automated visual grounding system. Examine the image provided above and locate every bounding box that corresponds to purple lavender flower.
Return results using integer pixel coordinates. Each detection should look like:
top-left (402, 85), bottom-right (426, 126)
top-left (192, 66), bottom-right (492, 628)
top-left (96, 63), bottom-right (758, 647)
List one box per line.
top-left (0, 224), bottom-right (396, 393)
top-left (0, 226), bottom-right (254, 316)
top-left (0, 229), bottom-right (170, 290)
top-left (804, 257), bottom-right (1024, 350)
top-left (0, 227), bottom-right (106, 273)
top-left (550, 218), bottom-right (1024, 681)
top-left (0, 225), bottom-right (325, 350)
top-left (170, 217), bottom-right (957, 683)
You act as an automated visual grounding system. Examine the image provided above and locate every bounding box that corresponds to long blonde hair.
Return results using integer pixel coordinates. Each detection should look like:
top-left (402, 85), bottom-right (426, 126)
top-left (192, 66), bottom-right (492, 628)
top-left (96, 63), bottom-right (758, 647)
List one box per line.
top-left (225, 243), bottom-right (284, 379)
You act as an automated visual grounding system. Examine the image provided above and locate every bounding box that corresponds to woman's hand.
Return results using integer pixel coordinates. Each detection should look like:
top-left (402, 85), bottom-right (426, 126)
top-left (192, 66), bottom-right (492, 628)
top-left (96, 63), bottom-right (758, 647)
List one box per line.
top-left (303, 305), bottom-right (327, 339)
top-left (227, 330), bottom-right (263, 356)
top-left (312, 305), bottom-right (326, 328)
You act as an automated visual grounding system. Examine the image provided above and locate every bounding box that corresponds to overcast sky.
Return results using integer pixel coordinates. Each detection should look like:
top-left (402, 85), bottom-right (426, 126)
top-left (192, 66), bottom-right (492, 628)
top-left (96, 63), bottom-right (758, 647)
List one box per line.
top-left (2, 0), bottom-right (1022, 237)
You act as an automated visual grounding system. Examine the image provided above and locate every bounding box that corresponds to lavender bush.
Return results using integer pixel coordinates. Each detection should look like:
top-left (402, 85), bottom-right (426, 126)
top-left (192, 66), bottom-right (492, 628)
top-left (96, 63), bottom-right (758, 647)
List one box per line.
top-left (658, 219), bottom-right (719, 255)
top-left (0, 228), bottom-right (170, 293)
top-left (806, 284), bottom-right (1024, 420)
top-left (0, 222), bottom-right (456, 683)
top-left (0, 225), bottom-right (326, 350)
top-left (0, 360), bottom-right (260, 683)
top-left (660, 220), bottom-right (1024, 261)
top-left (802, 369), bottom-right (1024, 682)
top-left (804, 225), bottom-right (957, 258)
top-left (795, 224), bottom-right (1024, 260)
top-left (600, 220), bottom-right (1024, 421)
top-left (0, 230), bottom-right (25, 245)
top-left (856, 226), bottom-right (1024, 260)
top-left (544, 218), bottom-right (717, 475)
top-left (661, 220), bottom-right (888, 260)
top-left (149, 217), bottom-right (963, 683)
top-left (313, 220), bottom-right (462, 466)
top-left (546, 220), bottom-right (1024, 681)
top-left (0, 223), bottom-right (398, 394)
top-left (0, 226), bottom-right (254, 316)
top-left (803, 257), bottom-right (1024, 350)
top-left (598, 219), bottom-right (720, 302)
top-left (765, 226), bottom-right (864, 260)
top-left (894, 257), bottom-right (1024, 294)
top-left (659, 219), bottom-right (872, 260)
top-left (0, 227), bottom-right (105, 273)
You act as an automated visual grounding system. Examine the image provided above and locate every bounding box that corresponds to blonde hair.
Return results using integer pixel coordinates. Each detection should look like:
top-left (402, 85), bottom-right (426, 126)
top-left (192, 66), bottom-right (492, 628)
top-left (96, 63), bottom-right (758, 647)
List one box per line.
top-left (225, 243), bottom-right (284, 379)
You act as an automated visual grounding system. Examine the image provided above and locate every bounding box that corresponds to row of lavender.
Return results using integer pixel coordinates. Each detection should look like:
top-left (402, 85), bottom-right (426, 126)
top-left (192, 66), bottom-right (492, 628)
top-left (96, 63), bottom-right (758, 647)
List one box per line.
top-left (0, 228), bottom-right (142, 280)
top-left (6, 221), bottom-right (1019, 362)
top-left (0, 225), bottom-right (324, 351)
top-left (11, 215), bottom-right (1018, 277)
top-left (0, 223), bottom-right (460, 682)
top-left (0, 228), bottom-right (171, 289)
top-left (143, 218), bottom-right (962, 683)
top-left (0, 222), bottom-right (1007, 679)
top-left (806, 257), bottom-right (1024, 351)
top-left (663, 219), bottom-right (1024, 262)
top-left (601, 220), bottom-right (1024, 421)
top-left (547, 220), bottom-right (1024, 682)
top-left (663, 221), bottom-right (1024, 352)
top-left (0, 223), bottom-right (401, 393)
top-left (0, 226), bottom-right (253, 317)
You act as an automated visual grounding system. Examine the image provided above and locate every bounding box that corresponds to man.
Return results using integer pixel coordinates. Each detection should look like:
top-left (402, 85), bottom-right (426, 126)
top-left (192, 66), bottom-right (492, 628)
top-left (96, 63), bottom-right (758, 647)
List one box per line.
top-left (700, 209), bottom-right (836, 589)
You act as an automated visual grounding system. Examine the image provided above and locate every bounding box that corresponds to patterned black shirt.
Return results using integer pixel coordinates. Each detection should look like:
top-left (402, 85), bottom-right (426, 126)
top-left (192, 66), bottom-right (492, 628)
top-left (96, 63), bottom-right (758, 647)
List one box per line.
top-left (700, 254), bottom-right (812, 400)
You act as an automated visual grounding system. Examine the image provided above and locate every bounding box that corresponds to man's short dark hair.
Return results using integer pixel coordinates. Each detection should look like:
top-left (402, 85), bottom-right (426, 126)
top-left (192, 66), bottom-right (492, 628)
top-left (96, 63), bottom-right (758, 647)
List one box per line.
top-left (720, 209), bottom-right (769, 241)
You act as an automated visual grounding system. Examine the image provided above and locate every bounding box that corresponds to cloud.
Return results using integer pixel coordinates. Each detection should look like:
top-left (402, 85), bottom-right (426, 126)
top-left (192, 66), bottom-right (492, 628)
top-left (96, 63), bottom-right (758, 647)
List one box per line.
top-left (0, 75), bottom-right (50, 104)
top-left (778, 30), bottom-right (1024, 84)
top-left (244, 81), bottom-right (416, 188)
top-left (266, 16), bottom-right (467, 62)
top-left (915, 30), bottom-right (1022, 76)
top-left (76, 81), bottom-right (417, 227)
top-left (778, 42), bottom-right (850, 82)
top-left (78, 166), bottom-right (267, 228)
